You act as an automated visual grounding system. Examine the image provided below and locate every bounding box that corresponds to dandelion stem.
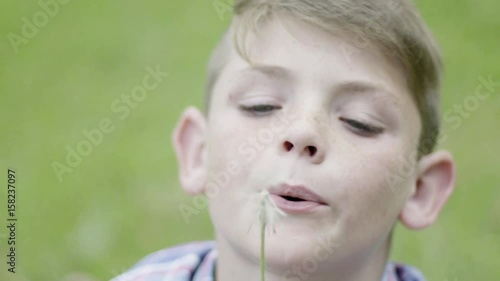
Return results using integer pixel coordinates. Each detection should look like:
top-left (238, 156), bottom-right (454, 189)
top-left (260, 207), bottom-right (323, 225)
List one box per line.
top-left (260, 221), bottom-right (266, 281)
top-left (259, 190), bottom-right (285, 281)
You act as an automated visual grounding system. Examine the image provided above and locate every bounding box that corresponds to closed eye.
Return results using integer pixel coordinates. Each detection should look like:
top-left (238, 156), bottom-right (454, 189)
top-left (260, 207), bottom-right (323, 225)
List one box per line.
top-left (239, 104), bottom-right (282, 115)
top-left (339, 117), bottom-right (384, 136)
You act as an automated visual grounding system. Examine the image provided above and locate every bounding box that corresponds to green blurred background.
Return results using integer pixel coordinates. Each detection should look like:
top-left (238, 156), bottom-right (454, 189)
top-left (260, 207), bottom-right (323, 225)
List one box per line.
top-left (0, 0), bottom-right (498, 280)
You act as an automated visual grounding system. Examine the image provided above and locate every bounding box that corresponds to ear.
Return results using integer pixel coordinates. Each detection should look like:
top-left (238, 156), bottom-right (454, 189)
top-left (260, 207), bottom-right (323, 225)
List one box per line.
top-left (172, 106), bottom-right (208, 195)
top-left (399, 150), bottom-right (456, 229)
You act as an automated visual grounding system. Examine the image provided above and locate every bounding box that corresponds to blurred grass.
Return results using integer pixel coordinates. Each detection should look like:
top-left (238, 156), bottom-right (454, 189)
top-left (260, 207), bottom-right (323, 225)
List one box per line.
top-left (0, 0), bottom-right (498, 280)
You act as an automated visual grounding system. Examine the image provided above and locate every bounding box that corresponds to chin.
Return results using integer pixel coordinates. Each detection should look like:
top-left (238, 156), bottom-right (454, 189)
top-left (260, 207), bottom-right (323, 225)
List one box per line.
top-left (265, 239), bottom-right (312, 265)
top-left (261, 231), bottom-right (340, 269)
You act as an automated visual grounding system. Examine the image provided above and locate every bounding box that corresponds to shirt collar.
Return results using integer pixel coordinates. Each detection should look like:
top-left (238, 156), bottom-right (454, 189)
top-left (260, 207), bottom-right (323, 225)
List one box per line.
top-left (192, 247), bottom-right (425, 281)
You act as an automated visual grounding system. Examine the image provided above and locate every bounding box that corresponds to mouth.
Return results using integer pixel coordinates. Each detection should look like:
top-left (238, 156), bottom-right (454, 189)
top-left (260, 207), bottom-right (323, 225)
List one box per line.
top-left (269, 184), bottom-right (328, 213)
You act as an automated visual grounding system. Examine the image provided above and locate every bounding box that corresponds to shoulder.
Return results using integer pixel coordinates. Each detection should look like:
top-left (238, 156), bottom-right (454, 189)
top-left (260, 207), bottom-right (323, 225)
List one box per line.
top-left (111, 241), bottom-right (216, 281)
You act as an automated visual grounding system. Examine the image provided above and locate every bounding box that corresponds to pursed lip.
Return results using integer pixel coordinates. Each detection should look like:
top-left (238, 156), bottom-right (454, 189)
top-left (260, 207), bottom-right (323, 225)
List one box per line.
top-left (269, 183), bottom-right (328, 205)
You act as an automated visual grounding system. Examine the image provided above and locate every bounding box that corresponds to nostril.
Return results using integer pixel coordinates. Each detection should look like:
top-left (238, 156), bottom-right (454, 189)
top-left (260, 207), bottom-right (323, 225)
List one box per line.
top-left (307, 146), bottom-right (317, 156)
top-left (284, 141), bottom-right (294, 151)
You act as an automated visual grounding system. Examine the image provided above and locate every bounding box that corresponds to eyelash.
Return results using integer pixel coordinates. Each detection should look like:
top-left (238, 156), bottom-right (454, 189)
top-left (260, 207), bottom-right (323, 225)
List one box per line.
top-left (239, 104), bottom-right (384, 136)
top-left (339, 117), bottom-right (384, 136)
top-left (239, 104), bottom-right (281, 115)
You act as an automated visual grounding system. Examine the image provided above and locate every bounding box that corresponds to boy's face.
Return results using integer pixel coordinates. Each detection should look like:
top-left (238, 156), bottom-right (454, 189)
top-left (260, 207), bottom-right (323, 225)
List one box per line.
top-left (174, 15), bottom-right (454, 273)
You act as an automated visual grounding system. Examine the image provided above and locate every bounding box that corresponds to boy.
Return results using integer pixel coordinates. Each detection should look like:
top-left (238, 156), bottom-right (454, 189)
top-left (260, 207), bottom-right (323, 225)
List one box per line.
top-left (112, 0), bottom-right (456, 280)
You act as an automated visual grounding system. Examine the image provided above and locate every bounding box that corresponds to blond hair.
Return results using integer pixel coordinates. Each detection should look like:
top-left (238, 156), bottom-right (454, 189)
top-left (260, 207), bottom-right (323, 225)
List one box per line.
top-left (205, 0), bottom-right (443, 156)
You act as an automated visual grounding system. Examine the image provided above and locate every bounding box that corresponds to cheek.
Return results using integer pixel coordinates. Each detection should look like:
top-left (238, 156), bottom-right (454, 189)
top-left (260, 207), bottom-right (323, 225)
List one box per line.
top-left (344, 132), bottom-right (417, 190)
top-left (205, 111), bottom-right (278, 175)
top-left (335, 141), bottom-right (415, 228)
top-left (204, 116), bottom-right (260, 203)
top-left (206, 117), bottom-right (249, 168)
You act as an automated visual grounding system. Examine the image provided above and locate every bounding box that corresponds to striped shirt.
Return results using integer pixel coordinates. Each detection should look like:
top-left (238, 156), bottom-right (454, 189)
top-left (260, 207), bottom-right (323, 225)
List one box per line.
top-left (111, 241), bottom-right (426, 281)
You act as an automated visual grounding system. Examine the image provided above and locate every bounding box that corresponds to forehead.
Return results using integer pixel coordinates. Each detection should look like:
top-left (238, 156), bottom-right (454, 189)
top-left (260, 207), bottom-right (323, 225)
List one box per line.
top-left (257, 19), bottom-right (403, 85)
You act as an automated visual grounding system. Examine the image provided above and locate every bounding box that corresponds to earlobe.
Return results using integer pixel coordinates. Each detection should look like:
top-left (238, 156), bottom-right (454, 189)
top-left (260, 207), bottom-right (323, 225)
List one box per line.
top-left (172, 106), bottom-right (208, 195)
top-left (399, 150), bottom-right (456, 229)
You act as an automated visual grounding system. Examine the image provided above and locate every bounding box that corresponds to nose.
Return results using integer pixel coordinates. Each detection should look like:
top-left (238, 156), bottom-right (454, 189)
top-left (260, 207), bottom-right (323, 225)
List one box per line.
top-left (280, 118), bottom-right (326, 164)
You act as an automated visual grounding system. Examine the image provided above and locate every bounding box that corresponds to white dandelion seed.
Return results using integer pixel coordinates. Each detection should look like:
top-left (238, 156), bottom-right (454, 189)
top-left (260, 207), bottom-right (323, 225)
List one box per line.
top-left (259, 190), bottom-right (286, 281)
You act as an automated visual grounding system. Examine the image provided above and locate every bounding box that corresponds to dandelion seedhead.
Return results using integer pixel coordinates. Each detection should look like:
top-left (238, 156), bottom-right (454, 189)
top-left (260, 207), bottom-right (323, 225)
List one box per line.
top-left (259, 190), bottom-right (286, 281)
top-left (259, 190), bottom-right (286, 227)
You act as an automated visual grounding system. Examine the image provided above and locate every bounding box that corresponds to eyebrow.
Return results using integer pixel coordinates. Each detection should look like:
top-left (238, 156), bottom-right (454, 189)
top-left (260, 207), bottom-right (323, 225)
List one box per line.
top-left (239, 64), bottom-right (292, 80)
top-left (333, 80), bottom-right (397, 101)
top-left (240, 66), bottom-right (393, 96)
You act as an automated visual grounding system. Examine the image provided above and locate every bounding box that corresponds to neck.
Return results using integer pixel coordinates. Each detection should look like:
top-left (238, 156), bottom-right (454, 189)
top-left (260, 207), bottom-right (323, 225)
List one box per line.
top-left (215, 235), bottom-right (393, 281)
